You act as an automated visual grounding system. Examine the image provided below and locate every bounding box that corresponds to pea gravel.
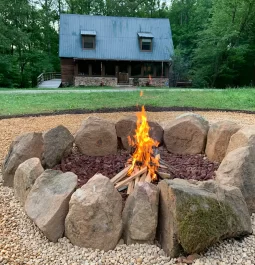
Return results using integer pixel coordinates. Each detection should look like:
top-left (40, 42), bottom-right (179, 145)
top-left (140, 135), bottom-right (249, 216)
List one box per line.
top-left (1, 111), bottom-right (255, 167)
top-left (1, 111), bottom-right (255, 265)
top-left (0, 173), bottom-right (255, 265)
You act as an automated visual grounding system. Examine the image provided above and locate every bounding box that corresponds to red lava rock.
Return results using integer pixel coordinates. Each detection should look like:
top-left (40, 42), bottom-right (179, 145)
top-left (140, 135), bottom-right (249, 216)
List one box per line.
top-left (53, 147), bottom-right (220, 202)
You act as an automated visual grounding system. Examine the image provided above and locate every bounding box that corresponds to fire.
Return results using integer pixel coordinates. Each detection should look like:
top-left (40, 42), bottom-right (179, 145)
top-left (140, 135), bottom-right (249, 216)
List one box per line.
top-left (128, 106), bottom-right (159, 180)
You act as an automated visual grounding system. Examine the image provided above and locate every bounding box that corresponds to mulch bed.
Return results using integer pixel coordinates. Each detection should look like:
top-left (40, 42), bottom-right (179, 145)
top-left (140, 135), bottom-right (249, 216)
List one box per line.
top-left (54, 147), bottom-right (220, 189)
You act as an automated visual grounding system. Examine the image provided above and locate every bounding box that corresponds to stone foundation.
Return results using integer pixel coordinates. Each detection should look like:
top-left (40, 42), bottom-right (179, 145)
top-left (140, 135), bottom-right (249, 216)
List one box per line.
top-left (129, 78), bottom-right (169, 87)
top-left (74, 76), bottom-right (168, 87)
top-left (75, 76), bottom-right (118, 87)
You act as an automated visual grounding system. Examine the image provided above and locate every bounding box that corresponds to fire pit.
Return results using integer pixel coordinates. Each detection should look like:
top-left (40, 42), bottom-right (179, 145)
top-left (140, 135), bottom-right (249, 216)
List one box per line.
top-left (2, 108), bottom-right (255, 258)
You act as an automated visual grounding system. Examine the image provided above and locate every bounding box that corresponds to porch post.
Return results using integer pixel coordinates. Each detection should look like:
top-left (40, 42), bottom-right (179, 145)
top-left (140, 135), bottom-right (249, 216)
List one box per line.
top-left (161, 61), bottom-right (164, 77)
top-left (128, 64), bottom-right (131, 77)
top-left (89, 64), bottom-right (92, 76)
top-left (115, 64), bottom-right (119, 77)
top-left (141, 63), bottom-right (144, 77)
top-left (101, 62), bottom-right (105, 76)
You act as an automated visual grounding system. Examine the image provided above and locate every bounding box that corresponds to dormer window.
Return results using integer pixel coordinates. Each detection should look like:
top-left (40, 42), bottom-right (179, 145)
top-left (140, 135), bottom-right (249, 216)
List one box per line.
top-left (141, 38), bottom-right (152, 51)
top-left (138, 32), bottom-right (153, 52)
top-left (81, 30), bottom-right (96, 50)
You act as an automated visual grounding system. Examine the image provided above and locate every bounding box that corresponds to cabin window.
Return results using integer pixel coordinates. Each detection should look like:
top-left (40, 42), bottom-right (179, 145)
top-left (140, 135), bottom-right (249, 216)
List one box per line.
top-left (140, 38), bottom-right (152, 51)
top-left (83, 36), bottom-right (95, 49)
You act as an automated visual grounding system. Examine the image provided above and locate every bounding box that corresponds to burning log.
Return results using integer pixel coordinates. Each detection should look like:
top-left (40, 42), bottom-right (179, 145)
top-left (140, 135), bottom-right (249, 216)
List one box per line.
top-left (115, 167), bottom-right (147, 190)
top-left (139, 172), bottom-right (147, 182)
top-left (110, 165), bottom-right (131, 184)
top-left (134, 176), bottom-right (140, 185)
top-left (157, 171), bottom-right (173, 180)
top-left (145, 172), bottom-right (152, 183)
top-left (127, 180), bottom-right (135, 195)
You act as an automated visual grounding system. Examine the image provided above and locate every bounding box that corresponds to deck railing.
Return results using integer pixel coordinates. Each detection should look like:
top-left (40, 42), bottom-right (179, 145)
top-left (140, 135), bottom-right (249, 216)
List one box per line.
top-left (37, 72), bottom-right (61, 86)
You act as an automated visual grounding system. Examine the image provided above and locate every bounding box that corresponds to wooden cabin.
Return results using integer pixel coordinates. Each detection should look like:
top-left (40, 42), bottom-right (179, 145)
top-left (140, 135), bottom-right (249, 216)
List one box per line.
top-left (59, 14), bottom-right (174, 87)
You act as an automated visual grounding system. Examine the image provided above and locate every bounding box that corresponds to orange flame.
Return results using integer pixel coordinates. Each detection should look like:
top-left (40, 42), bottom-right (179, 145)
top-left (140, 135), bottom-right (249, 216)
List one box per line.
top-left (128, 106), bottom-right (159, 180)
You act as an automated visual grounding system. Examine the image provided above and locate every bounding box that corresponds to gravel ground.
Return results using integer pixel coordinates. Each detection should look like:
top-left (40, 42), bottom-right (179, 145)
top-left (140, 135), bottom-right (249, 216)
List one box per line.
top-left (1, 111), bottom-right (255, 265)
top-left (1, 110), bottom-right (255, 167)
top-left (0, 174), bottom-right (255, 265)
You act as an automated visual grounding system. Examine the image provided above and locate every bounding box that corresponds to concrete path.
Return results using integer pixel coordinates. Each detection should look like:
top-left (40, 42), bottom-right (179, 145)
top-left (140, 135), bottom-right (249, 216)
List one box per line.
top-left (38, 79), bottom-right (62, 88)
top-left (0, 88), bottom-right (221, 95)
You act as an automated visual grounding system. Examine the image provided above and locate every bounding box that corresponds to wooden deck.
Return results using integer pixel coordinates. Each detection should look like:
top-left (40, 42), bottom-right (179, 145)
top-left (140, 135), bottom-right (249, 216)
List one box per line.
top-left (38, 79), bottom-right (62, 88)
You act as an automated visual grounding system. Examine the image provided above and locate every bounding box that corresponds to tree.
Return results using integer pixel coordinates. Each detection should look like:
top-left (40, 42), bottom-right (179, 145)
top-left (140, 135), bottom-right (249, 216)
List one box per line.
top-left (191, 0), bottom-right (255, 87)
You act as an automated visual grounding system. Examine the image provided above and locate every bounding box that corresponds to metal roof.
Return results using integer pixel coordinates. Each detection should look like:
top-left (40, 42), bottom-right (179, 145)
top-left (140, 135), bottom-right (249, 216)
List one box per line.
top-left (137, 32), bottom-right (154, 38)
top-left (59, 14), bottom-right (174, 61)
top-left (81, 30), bottom-right (97, 35)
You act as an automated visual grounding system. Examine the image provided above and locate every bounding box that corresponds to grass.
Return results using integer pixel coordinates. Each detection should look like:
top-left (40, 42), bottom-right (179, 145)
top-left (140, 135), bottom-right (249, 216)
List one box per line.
top-left (0, 89), bottom-right (255, 116)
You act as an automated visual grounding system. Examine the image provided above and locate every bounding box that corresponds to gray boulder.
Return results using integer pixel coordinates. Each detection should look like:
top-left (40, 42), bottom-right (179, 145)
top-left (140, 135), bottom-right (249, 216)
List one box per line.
top-left (205, 120), bottom-right (240, 162)
top-left (216, 146), bottom-right (255, 213)
top-left (115, 116), bottom-right (137, 150)
top-left (226, 125), bottom-right (255, 154)
top-left (157, 178), bottom-right (252, 257)
top-left (122, 182), bottom-right (159, 245)
top-left (25, 170), bottom-right (77, 242)
top-left (75, 116), bottom-right (117, 156)
top-left (115, 116), bottom-right (164, 151)
top-left (2, 132), bottom-right (44, 187)
top-left (65, 174), bottom-right (123, 251)
top-left (163, 113), bottom-right (209, 155)
top-left (14, 158), bottom-right (44, 206)
top-left (42, 125), bottom-right (74, 168)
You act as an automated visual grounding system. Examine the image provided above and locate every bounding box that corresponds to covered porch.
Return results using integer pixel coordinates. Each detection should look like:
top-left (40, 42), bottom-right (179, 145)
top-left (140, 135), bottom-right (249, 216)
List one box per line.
top-left (74, 59), bottom-right (170, 87)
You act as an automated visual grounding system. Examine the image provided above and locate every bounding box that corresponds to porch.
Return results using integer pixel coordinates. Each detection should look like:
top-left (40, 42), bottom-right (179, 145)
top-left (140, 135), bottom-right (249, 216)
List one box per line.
top-left (73, 60), bottom-right (170, 87)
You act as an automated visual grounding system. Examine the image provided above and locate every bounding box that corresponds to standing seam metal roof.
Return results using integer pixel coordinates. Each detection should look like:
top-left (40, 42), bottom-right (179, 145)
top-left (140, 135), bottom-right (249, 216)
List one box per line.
top-left (59, 14), bottom-right (174, 61)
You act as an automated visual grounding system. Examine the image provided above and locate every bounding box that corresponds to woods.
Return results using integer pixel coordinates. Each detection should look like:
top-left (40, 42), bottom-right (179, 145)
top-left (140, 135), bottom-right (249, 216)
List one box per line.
top-left (0, 0), bottom-right (255, 88)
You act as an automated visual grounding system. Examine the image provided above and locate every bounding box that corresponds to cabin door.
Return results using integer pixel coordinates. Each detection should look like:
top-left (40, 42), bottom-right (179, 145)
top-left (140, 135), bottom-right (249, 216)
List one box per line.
top-left (118, 63), bottom-right (129, 84)
top-left (118, 73), bottom-right (129, 84)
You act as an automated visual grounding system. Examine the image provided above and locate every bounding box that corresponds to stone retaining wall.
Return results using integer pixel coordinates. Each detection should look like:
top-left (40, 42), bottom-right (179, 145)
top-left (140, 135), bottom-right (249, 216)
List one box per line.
top-left (74, 76), bottom-right (118, 87)
top-left (129, 78), bottom-right (169, 87)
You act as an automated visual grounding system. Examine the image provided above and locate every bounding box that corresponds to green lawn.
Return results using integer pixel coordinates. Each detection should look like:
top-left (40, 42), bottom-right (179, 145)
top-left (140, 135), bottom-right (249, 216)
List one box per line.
top-left (0, 89), bottom-right (255, 116)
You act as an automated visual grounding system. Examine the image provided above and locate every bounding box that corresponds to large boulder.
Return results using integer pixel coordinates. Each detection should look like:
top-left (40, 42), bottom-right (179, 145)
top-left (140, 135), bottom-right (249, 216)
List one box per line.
top-left (115, 116), bottom-right (163, 151)
top-left (14, 158), bottom-right (44, 206)
top-left (65, 174), bottom-right (122, 251)
top-left (2, 132), bottom-right (44, 187)
top-left (205, 121), bottom-right (240, 162)
top-left (226, 125), bottom-right (255, 154)
top-left (115, 116), bottom-right (137, 150)
top-left (75, 116), bottom-right (117, 156)
top-left (122, 182), bottom-right (159, 245)
top-left (216, 146), bottom-right (255, 213)
top-left (148, 121), bottom-right (164, 144)
top-left (163, 113), bottom-right (209, 155)
top-left (25, 170), bottom-right (77, 242)
top-left (42, 125), bottom-right (74, 168)
top-left (157, 178), bottom-right (252, 257)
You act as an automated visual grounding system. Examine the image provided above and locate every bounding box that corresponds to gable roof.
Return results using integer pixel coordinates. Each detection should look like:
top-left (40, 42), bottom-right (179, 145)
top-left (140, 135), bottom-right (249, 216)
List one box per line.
top-left (59, 14), bottom-right (174, 62)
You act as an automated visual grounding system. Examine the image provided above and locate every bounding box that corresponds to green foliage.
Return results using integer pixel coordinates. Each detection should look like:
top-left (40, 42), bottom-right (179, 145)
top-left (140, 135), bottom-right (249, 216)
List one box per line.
top-left (0, 0), bottom-right (255, 88)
